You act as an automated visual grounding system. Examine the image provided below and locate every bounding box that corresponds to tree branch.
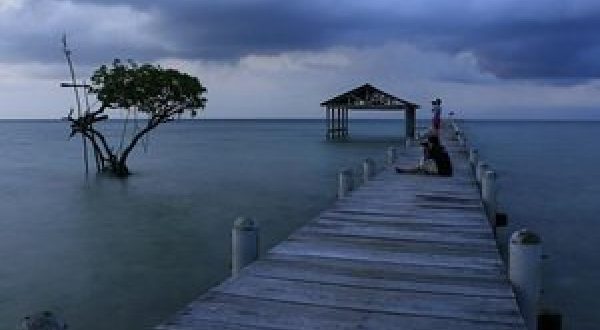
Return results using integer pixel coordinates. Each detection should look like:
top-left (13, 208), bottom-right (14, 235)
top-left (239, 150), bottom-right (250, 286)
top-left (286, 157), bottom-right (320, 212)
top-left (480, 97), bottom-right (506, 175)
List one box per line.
top-left (88, 127), bottom-right (114, 159)
top-left (80, 131), bottom-right (106, 164)
top-left (118, 115), bottom-right (165, 164)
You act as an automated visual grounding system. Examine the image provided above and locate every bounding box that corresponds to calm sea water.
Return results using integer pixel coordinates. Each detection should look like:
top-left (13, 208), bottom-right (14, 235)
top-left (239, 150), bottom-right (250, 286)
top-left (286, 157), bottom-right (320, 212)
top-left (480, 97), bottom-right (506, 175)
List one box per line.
top-left (0, 119), bottom-right (597, 330)
top-left (462, 121), bottom-right (600, 330)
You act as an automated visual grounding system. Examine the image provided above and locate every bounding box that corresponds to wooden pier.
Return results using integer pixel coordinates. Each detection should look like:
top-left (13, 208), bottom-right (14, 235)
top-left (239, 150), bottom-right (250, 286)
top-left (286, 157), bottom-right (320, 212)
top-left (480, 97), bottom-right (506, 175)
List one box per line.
top-left (156, 125), bottom-right (526, 330)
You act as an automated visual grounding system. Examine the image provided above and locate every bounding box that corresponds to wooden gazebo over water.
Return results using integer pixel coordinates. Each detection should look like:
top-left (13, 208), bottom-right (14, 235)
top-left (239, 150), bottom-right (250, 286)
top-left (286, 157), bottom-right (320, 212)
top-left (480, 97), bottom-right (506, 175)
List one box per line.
top-left (320, 83), bottom-right (419, 140)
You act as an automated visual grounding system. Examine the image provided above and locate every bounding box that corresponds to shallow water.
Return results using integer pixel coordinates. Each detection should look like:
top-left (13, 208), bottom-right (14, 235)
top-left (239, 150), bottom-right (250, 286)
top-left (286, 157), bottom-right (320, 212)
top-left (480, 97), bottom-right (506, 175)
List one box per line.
top-left (0, 119), bottom-right (598, 330)
top-left (0, 119), bottom-right (408, 330)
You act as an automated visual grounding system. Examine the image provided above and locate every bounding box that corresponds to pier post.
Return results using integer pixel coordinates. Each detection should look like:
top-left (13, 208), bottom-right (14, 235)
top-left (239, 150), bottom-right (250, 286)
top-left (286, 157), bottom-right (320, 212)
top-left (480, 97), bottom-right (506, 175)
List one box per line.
top-left (469, 148), bottom-right (478, 167)
top-left (386, 147), bottom-right (397, 165)
top-left (481, 170), bottom-right (497, 227)
top-left (232, 217), bottom-right (259, 277)
top-left (458, 132), bottom-right (467, 148)
top-left (363, 158), bottom-right (375, 182)
top-left (476, 161), bottom-right (489, 184)
top-left (338, 168), bottom-right (354, 198)
top-left (509, 229), bottom-right (542, 330)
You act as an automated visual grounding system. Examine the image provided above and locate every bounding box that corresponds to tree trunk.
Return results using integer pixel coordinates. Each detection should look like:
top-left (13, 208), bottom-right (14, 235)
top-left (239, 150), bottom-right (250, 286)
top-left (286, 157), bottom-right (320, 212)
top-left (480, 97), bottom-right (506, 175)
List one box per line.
top-left (111, 160), bottom-right (130, 177)
top-left (71, 112), bottom-right (166, 178)
top-left (98, 155), bottom-right (129, 177)
top-left (112, 116), bottom-right (164, 177)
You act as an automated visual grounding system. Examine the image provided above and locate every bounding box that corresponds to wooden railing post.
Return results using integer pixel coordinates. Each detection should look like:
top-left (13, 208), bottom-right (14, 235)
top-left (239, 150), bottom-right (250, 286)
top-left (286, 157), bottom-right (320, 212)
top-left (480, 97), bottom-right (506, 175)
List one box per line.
top-left (232, 217), bottom-right (259, 277)
top-left (363, 158), bottom-right (375, 182)
top-left (509, 229), bottom-right (542, 330)
top-left (482, 170), bottom-right (497, 227)
top-left (469, 148), bottom-right (478, 168)
top-left (386, 147), bottom-right (397, 165)
top-left (476, 161), bottom-right (489, 184)
top-left (338, 168), bottom-right (354, 198)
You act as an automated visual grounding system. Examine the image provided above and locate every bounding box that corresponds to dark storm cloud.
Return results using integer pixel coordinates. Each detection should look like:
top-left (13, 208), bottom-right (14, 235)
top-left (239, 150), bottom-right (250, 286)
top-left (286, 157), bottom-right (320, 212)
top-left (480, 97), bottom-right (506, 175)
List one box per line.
top-left (3, 0), bottom-right (600, 82)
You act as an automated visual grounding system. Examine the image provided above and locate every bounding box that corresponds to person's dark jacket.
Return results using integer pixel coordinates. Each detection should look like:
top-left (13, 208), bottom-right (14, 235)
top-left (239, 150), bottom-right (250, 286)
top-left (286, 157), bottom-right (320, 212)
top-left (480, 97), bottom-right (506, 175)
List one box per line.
top-left (429, 145), bottom-right (453, 176)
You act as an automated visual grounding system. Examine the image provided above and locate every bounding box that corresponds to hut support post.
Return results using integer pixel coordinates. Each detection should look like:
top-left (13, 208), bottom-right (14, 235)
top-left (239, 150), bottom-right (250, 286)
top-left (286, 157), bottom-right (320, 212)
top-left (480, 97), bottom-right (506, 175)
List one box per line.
top-left (405, 107), bottom-right (416, 141)
top-left (330, 107), bottom-right (336, 139)
top-left (342, 108), bottom-right (345, 137)
top-left (345, 108), bottom-right (349, 137)
top-left (326, 106), bottom-right (330, 139)
top-left (336, 108), bottom-right (341, 138)
top-left (340, 108), bottom-right (344, 138)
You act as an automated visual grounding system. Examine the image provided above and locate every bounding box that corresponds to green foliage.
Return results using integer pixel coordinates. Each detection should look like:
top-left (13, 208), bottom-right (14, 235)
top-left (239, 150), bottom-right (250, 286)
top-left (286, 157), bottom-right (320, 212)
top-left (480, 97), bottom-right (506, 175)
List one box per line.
top-left (71, 59), bottom-right (208, 176)
top-left (90, 59), bottom-right (206, 117)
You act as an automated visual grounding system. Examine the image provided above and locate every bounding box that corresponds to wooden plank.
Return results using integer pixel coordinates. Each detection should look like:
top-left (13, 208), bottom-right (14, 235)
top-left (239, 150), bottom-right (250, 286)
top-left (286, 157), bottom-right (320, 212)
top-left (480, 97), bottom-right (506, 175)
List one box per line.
top-left (157, 318), bottom-right (278, 330)
top-left (335, 200), bottom-right (484, 212)
top-left (288, 229), bottom-right (499, 256)
top-left (317, 215), bottom-right (492, 233)
top-left (271, 240), bottom-right (503, 270)
top-left (321, 210), bottom-right (490, 228)
top-left (159, 293), bottom-right (521, 330)
top-left (263, 253), bottom-right (508, 282)
top-left (213, 276), bottom-right (523, 325)
top-left (293, 223), bottom-right (498, 249)
top-left (306, 219), bottom-right (495, 242)
top-left (243, 259), bottom-right (514, 298)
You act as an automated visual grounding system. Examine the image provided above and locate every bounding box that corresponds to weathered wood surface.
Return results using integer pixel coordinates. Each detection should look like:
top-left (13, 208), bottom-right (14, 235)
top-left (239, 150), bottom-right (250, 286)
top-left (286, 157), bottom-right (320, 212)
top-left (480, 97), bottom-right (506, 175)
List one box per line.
top-left (157, 127), bottom-right (526, 330)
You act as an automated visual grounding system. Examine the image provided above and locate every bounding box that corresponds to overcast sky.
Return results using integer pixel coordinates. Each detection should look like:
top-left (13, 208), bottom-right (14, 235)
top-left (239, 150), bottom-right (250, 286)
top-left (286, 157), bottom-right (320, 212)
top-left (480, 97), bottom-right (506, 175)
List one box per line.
top-left (1, 0), bottom-right (600, 119)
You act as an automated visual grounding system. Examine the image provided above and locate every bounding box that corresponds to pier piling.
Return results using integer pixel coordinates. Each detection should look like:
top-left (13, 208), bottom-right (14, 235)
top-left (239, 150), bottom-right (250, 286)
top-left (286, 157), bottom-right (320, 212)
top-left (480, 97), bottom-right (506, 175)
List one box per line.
top-left (363, 158), bottom-right (375, 182)
top-left (338, 168), bottom-right (354, 198)
top-left (469, 148), bottom-right (478, 167)
top-left (482, 170), bottom-right (497, 227)
top-left (476, 161), bottom-right (489, 184)
top-left (509, 229), bottom-right (542, 330)
top-left (386, 147), bottom-right (397, 165)
top-left (232, 217), bottom-right (259, 277)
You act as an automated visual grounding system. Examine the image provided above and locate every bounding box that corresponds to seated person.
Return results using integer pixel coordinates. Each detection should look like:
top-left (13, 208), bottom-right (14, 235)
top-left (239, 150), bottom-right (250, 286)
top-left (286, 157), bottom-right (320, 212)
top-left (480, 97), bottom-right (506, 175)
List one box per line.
top-left (396, 135), bottom-right (453, 176)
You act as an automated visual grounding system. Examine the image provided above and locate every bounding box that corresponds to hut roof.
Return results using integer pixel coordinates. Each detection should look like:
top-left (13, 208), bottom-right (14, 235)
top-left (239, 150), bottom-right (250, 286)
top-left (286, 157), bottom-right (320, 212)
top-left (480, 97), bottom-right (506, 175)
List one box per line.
top-left (320, 83), bottom-right (419, 110)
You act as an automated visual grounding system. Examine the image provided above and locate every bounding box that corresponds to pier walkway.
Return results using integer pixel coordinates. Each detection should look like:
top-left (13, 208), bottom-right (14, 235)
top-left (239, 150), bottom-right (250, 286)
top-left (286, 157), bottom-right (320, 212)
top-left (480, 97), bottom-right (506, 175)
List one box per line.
top-left (157, 127), bottom-right (526, 330)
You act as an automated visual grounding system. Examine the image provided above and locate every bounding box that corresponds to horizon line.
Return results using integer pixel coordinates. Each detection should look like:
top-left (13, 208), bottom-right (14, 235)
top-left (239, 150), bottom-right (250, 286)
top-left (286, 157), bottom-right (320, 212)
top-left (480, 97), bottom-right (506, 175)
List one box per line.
top-left (0, 118), bottom-right (599, 122)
